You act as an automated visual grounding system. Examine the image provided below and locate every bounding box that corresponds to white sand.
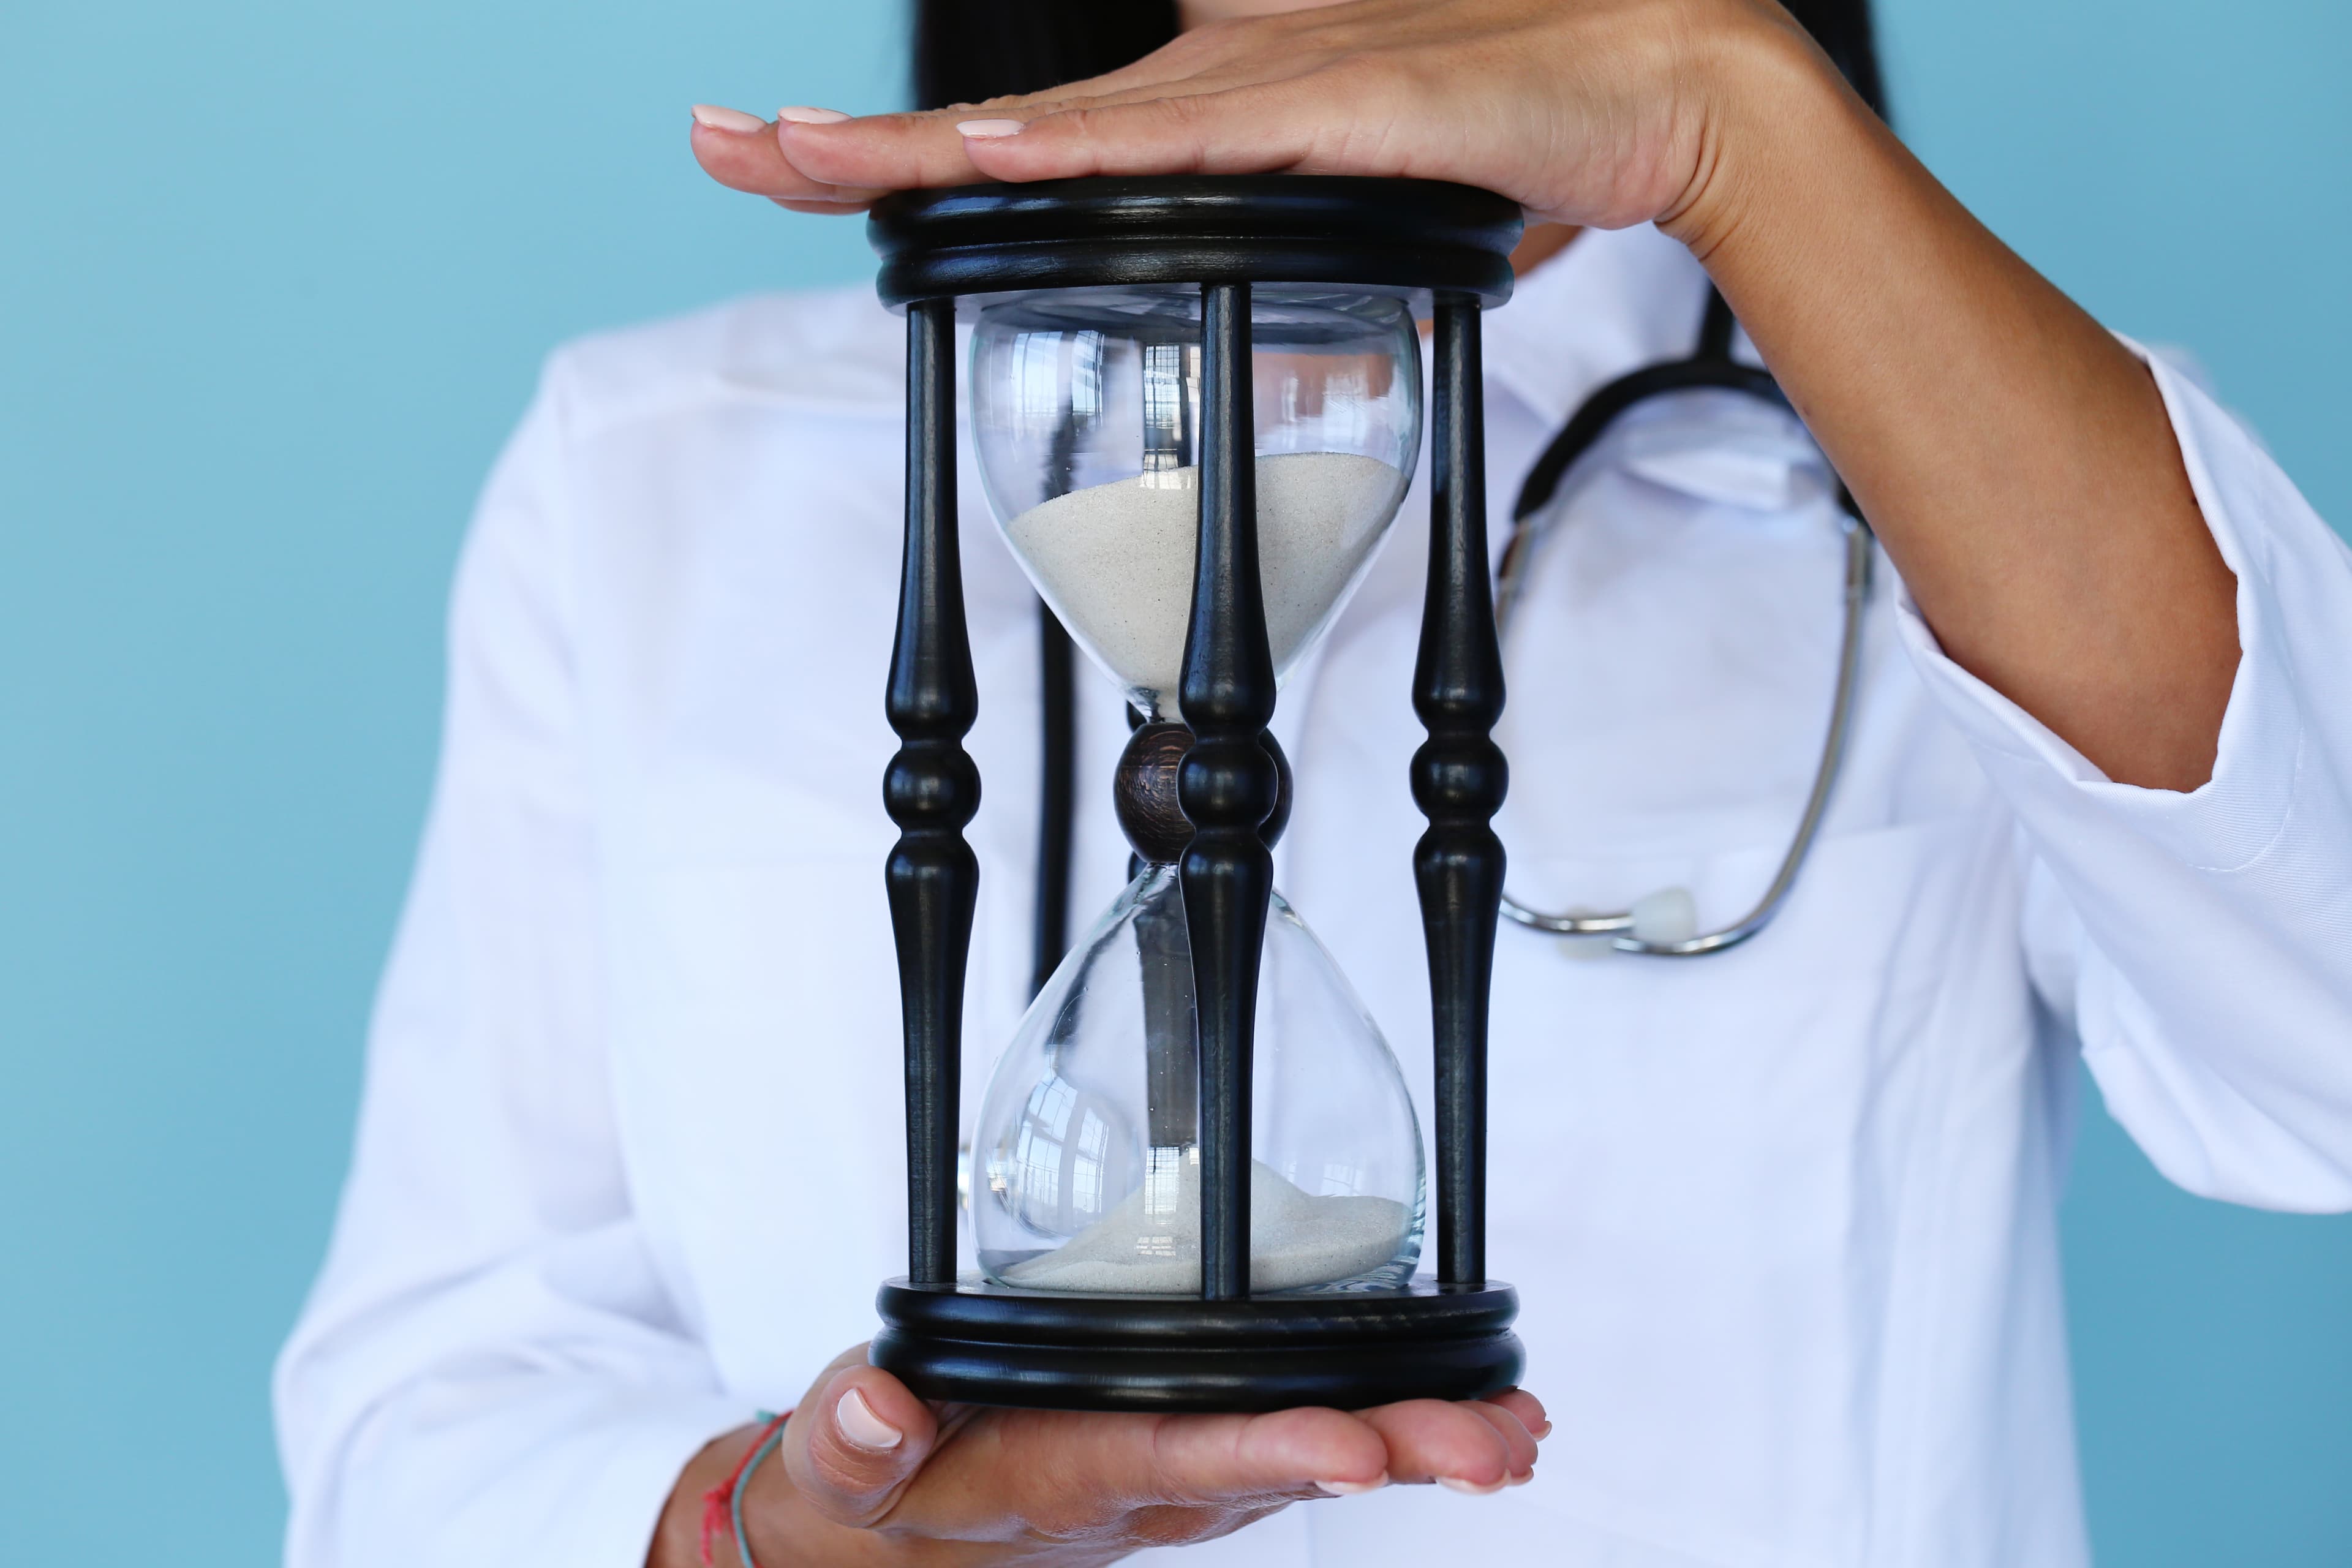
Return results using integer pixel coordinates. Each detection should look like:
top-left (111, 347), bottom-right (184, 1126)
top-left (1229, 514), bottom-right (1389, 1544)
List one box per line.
top-left (1002, 1157), bottom-right (1411, 1294)
top-left (1005, 451), bottom-right (1403, 711)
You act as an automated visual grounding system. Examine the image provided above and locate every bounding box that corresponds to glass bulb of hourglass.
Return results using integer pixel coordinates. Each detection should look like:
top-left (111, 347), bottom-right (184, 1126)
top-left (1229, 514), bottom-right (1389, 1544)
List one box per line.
top-left (974, 865), bottom-right (1425, 1294)
top-left (971, 284), bottom-right (1421, 718)
top-left (965, 281), bottom-right (1428, 1296)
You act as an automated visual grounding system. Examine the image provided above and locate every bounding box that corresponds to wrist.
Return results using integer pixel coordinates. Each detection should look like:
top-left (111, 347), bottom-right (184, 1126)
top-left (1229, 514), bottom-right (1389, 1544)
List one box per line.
top-left (1657, 7), bottom-right (1872, 267)
top-left (652, 1426), bottom-right (766, 1568)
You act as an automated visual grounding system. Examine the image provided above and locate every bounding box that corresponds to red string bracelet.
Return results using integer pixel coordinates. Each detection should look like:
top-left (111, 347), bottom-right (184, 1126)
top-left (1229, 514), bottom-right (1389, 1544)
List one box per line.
top-left (700, 1409), bottom-right (793, 1568)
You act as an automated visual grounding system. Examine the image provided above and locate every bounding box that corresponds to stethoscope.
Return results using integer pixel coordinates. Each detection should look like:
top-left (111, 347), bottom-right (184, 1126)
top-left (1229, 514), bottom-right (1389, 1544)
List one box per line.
top-left (1491, 288), bottom-right (1874, 957)
top-left (1027, 288), bottom-right (1874, 991)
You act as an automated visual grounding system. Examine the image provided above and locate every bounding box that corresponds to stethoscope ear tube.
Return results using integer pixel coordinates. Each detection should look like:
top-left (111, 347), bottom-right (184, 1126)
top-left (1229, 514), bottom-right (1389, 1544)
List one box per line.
top-left (1493, 287), bottom-right (1875, 956)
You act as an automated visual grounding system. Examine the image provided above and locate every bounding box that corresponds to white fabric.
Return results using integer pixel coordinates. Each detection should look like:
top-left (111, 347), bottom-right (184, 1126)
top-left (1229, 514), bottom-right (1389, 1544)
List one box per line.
top-left (276, 224), bottom-right (2352, 1568)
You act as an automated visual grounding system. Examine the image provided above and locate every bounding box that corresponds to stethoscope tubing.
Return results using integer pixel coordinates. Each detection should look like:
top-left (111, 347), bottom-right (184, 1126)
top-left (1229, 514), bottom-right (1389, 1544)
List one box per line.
top-left (1491, 288), bottom-right (1874, 956)
top-left (1493, 513), bottom-right (1872, 955)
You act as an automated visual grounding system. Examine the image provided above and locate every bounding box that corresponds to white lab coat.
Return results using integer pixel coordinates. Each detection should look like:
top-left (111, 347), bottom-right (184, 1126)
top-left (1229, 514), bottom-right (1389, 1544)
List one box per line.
top-left (274, 224), bottom-right (2352, 1568)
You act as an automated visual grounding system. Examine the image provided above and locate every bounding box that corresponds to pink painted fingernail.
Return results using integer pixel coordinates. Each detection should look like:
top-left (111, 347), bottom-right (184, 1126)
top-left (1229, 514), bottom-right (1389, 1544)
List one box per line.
top-left (691, 104), bottom-right (767, 134)
top-left (836, 1388), bottom-right (903, 1452)
top-left (1314, 1475), bottom-right (1388, 1496)
top-left (777, 105), bottom-right (851, 124)
top-left (1438, 1475), bottom-right (1507, 1496)
top-left (957, 118), bottom-right (1027, 139)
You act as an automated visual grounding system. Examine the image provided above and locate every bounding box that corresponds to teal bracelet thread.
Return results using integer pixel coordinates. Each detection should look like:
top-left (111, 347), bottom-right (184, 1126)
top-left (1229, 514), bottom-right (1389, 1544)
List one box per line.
top-left (731, 1410), bottom-right (789, 1568)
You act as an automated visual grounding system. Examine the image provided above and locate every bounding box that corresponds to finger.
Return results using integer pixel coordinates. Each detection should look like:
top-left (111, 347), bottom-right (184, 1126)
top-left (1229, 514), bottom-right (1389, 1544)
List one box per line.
top-left (1357, 1398), bottom-right (1516, 1493)
top-left (907, 1404), bottom-right (1389, 1537)
top-left (1481, 1387), bottom-right (1551, 1441)
top-left (688, 108), bottom-right (889, 206)
top-left (1463, 1403), bottom-right (1538, 1484)
top-left (774, 110), bottom-right (992, 193)
top-left (775, 71), bottom-right (1308, 192)
top-left (952, 76), bottom-right (1391, 186)
top-left (765, 12), bottom-right (1348, 197)
top-left (766, 38), bottom-right (1319, 194)
top-left (780, 1361), bottom-right (941, 1529)
top-left (1140, 1406), bottom-right (1392, 1501)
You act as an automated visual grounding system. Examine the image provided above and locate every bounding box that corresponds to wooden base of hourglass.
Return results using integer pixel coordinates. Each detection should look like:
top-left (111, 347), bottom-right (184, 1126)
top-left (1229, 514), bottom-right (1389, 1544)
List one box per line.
top-left (868, 724), bottom-right (1524, 1414)
top-left (870, 1278), bottom-right (1524, 1412)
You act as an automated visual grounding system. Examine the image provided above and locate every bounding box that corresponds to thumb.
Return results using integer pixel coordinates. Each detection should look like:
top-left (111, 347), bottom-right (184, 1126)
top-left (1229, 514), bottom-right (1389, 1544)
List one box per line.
top-left (780, 1364), bottom-right (941, 1528)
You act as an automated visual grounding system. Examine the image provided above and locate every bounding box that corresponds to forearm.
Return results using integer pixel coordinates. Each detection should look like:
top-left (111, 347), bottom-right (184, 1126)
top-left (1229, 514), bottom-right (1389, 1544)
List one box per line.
top-left (1678, 28), bottom-right (2238, 791)
top-left (650, 1427), bottom-right (763, 1568)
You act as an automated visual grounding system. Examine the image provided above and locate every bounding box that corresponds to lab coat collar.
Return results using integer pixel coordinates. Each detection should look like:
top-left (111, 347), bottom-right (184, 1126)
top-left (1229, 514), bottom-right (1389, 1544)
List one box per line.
top-left (1481, 223), bottom-right (1714, 429)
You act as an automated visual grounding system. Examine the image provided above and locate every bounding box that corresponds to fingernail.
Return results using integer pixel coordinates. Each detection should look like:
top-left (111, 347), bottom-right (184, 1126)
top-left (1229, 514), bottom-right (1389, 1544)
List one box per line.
top-left (957, 118), bottom-right (1027, 139)
top-left (1438, 1476), bottom-right (1507, 1496)
top-left (777, 105), bottom-right (851, 124)
top-left (836, 1388), bottom-right (903, 1452)
top-left (1314, 1475), bottom-right (1388, 1496)
top-left (691, 104), bottom-right (767, 134)
top-left (1507, 1469), bottom-right (1534, 1487)
top-left (1531, 1420), bottom-right (1553, 1439)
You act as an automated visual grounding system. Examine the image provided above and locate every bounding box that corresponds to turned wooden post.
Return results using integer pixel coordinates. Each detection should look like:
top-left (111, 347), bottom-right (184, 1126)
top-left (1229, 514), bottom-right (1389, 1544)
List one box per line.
top-left (885, 296), bottom-right (980, 1285)
top-left (1415, 293), bottom-right (1508, 1289)
top-left (1178, 282), bottom-right (1279, 1302)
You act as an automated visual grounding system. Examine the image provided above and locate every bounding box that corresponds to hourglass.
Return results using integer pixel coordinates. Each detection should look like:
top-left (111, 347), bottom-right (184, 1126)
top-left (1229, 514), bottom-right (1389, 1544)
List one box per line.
top-left (868, 176), bottom-right (1524, 1409)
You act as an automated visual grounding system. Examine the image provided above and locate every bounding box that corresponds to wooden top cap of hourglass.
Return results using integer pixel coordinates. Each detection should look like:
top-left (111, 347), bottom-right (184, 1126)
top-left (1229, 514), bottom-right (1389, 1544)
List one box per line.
top-left (868, 175), bottom-right (1523, 312)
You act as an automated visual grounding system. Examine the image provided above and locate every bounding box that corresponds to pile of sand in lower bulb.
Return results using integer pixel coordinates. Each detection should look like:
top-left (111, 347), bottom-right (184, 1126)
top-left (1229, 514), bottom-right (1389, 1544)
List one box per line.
top-left (1003, 1158), bottom-right (1410, 1294)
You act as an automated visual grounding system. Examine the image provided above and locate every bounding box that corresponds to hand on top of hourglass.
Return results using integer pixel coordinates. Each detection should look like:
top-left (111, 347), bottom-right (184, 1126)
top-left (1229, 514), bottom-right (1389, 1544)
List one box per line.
top-left (687, 0), bottom-right (1850, 251)
top-left (650, 1346), bottom-right (1548, 1568)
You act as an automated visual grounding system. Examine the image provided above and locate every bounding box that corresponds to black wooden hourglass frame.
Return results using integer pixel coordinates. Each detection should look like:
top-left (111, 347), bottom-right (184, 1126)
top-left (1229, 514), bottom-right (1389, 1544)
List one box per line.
top-left (866, 175), bottom-right (1523, 1411)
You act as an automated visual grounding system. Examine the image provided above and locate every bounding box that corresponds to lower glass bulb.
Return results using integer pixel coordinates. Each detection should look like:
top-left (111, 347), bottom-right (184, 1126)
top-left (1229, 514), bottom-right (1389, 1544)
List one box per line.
top-left (973, 865), bottom-right (1424, 1294)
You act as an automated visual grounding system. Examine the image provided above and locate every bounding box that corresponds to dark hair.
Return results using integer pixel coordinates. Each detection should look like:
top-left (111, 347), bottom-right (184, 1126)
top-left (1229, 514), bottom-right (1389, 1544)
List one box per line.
top-left (913, 0), bottom-right (1883, 119)
top-left (913, 0), bottom-right (1181, 111)
top-left (1779, 0), bottom-right (1884, 116)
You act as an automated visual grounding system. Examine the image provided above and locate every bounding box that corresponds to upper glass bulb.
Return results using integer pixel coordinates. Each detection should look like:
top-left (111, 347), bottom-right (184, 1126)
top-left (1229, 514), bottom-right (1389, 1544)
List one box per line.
top-left (971, 285), bottom-right (1422, 717)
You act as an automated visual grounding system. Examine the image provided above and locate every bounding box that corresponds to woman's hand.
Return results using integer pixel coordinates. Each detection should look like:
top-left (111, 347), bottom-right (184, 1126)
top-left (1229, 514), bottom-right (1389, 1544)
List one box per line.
top-left (692, 0), bottom-right (2239, 793)
top-left (650, 1346), bottom-right (1547, 1568)
top-left (690, 0), bottom-right (1806, 244)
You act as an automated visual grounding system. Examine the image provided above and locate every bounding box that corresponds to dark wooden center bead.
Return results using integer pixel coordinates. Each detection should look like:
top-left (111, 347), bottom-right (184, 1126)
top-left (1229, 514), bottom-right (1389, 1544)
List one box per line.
top-left (1115, 722), bottom-right (1293, 865)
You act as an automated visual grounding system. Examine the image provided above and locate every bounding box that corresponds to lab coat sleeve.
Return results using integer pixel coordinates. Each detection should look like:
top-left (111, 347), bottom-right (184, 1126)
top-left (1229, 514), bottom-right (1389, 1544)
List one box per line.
top-left (1891, 346), bottom-right (2352, 1212)
top-left (273, 358), bottom-right (749, 1568)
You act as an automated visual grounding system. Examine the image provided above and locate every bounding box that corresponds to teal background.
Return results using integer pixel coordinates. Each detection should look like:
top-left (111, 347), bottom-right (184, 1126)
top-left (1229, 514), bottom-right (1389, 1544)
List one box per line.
top-left (1, 1), bottom-right (2345, 1561)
